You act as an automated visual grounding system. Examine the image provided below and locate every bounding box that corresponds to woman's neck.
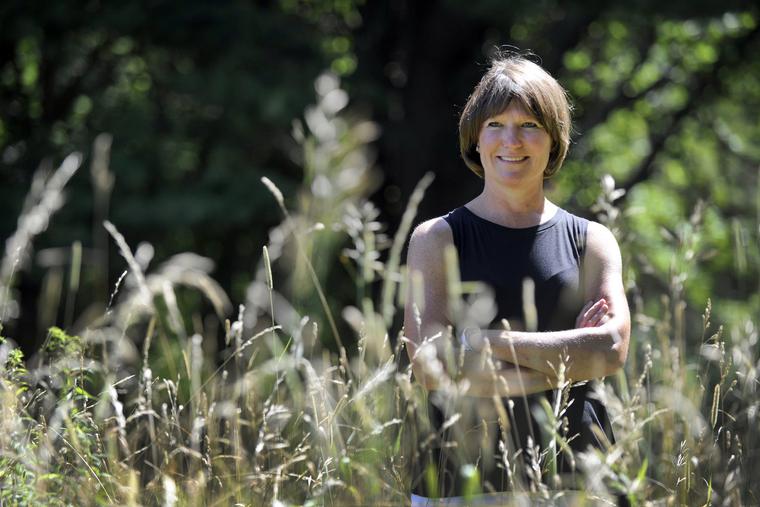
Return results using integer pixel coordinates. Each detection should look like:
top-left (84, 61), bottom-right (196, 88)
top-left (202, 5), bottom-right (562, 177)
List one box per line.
top-left (468, 184), bottom-right (556, 228)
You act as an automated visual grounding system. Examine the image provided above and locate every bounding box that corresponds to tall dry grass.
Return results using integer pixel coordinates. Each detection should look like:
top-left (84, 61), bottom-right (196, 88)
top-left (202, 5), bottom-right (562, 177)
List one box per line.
top-left (0, 72), bottom-right (757, 506)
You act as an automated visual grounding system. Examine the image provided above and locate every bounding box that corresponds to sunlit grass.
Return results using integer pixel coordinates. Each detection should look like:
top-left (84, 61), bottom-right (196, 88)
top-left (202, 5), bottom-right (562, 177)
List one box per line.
top-left (0, 73), bottom-right (757, 506)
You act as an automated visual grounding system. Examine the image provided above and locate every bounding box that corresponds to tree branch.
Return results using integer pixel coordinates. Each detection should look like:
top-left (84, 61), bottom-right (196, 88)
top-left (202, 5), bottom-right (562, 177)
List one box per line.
top-left (618, 23), bottom-right (760, 198)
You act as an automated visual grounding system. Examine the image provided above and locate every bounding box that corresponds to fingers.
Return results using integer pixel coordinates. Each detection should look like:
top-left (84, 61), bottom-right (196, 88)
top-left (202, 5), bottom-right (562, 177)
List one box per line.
top-left (579, 299), bottom-right (594, 315)
top-left (575, 300), bottom-right (594, 328)
top-left (575, 299), bottom-right (601, 327)
top-left (576, 298), bottom-right (609, 328)
top-left (585, 299), bottom-right (608, 327)
top-left (586, 305), bottom-right (609, 327)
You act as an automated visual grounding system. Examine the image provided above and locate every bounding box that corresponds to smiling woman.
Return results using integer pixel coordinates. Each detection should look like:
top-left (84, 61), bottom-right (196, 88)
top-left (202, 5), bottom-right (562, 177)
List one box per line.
top-left (404, 52), bottom-right (630, 504)
top-left (475, 101), bottom-right (552, 191)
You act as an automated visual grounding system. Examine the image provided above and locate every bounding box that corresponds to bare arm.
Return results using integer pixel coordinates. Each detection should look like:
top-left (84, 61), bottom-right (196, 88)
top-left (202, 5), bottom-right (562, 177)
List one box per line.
top-left (403, 218), bottom-right (555, 397)
top-left (471, 222), bottom-right (630, 380)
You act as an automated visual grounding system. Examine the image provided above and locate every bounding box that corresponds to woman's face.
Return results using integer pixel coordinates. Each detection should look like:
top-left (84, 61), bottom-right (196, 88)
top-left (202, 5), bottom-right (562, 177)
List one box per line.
top-left (477, 101), bottom-right (552, 189)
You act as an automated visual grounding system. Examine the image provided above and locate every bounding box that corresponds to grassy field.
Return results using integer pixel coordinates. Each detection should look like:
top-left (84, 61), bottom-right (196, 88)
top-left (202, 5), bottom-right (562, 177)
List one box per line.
top-left (0, 80), bottom-right (757, 506)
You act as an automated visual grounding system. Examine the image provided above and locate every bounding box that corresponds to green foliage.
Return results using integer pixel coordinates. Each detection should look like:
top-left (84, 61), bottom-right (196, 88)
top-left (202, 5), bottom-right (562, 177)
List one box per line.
top-left (1, 1), bottom-right (358, 312)
top-left (44, 326), bottom-right (82, 357)
top-left (2, 2), bottom-right (759, 363)
top-left (1, 79), bottom-right (758, 503)
top-left (547, 8), bottom-right (760, 337)
top-left (0, 2), bottom-right (759, 505)
top-left (0, 324), bottom-right (115, 505)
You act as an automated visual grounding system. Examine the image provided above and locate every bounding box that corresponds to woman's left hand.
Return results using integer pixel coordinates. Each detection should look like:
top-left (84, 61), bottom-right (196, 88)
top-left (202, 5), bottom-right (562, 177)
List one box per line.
top-left (575, 298), bottom-right (609, 328)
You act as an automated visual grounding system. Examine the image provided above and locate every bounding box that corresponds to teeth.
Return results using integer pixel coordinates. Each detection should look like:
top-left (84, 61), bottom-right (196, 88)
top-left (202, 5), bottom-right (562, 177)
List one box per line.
top-left (497, 156), bottom-right (526, 162)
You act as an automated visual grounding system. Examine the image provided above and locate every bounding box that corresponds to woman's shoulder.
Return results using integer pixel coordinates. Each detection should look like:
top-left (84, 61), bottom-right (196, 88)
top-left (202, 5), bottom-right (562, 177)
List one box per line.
top-left (407, 216), bottom-right (455, 272)
top-left (556, 206), bottom-right (589, 226)
top-left (585, 220), bottom-right (620, 253)
top-left (410, 216), bottom-right (454, 248)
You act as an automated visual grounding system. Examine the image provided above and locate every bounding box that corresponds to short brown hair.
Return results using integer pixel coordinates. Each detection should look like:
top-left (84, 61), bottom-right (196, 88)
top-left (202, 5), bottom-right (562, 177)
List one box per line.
top-left (459, 54), bottom-right (572, 178)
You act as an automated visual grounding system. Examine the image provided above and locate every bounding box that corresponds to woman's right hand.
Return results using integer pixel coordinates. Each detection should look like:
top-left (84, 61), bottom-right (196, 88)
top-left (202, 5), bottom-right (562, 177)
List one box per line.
top-left (575, 298), bottom-right (609, 328)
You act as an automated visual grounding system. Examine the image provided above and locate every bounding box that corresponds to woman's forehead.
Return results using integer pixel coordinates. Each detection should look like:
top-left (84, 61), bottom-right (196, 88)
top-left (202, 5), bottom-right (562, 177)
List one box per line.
top-left (484, 99), bottom-right (538, 119)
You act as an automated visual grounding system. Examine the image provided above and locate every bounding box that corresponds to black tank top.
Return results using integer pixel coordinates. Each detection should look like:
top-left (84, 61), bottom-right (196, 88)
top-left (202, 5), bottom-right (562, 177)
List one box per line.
top-left (411, 206), bottom-right (616, 498)
top-left (444, 205), bottom-right (587, 331)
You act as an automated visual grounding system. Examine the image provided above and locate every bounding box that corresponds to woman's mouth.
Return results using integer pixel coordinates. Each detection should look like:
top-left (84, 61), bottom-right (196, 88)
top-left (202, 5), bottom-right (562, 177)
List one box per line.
top-left (496, 156), bottom-right (528, 162)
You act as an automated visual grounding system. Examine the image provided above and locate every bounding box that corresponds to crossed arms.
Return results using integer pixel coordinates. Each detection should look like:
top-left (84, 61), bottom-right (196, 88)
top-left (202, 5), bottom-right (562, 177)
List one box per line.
top-left (403, 217), bottom-right (630, 398)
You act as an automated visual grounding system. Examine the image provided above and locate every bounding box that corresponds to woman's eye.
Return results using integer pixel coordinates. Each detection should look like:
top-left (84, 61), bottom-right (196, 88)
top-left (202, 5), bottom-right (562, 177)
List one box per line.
top-left (522, 122), bottom-right (539, 128)
top-left (487, 121), bottom-right (501, 128)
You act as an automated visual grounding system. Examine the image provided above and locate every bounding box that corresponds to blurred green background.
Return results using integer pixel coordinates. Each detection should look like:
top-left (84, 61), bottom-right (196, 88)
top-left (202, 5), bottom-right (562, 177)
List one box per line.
top-left (1, 0), bottom-right (758, 353)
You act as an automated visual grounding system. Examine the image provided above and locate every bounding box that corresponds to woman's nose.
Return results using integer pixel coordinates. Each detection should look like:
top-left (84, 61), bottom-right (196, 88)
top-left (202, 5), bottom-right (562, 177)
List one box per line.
top-left (501, 126), bottom-right (522, 147)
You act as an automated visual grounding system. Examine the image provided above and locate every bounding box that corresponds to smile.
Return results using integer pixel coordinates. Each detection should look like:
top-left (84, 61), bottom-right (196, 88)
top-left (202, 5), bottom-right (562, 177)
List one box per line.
top-left (496, 156), bottom-right (528, 162)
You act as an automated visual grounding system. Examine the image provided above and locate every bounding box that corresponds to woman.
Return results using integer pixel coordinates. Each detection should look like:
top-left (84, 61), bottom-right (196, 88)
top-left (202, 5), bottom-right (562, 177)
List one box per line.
top-left (404, 53), bottom-right (630, 504)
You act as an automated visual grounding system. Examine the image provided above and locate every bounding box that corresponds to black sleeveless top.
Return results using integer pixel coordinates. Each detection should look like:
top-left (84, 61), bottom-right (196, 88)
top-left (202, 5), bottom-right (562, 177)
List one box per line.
top-left (411, 206), bottom-right (615, 497)
top-left (445, 205), bottom-right (587, 331)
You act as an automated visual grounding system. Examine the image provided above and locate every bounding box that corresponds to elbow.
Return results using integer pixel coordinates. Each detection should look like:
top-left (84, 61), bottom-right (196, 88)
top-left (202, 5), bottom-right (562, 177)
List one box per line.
top-left (604, 344), bottom-right (626, 376)
top-left (413, 368), bottom-right (438, 391)
top-left (576, 320), bottom-right (628, 378)
top-left (580, 345), bottom-right (625, 380)
top-left (406, 340), bottom-right (449, 391)
top-left (414, 373), bottom-right (440, 392)
top-left (578, 348), bottom-right (623, 379)
top-left (603, 322), bottom-right (629, 375)
top-left (411, 361), bottom-right (449, 391)
top-left (405, 342), bottom-right (434, 390)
